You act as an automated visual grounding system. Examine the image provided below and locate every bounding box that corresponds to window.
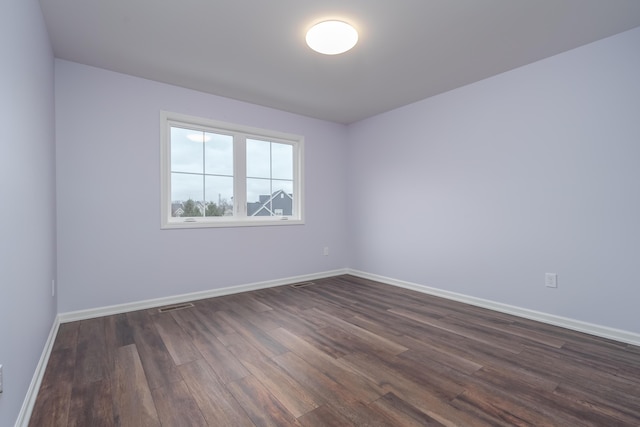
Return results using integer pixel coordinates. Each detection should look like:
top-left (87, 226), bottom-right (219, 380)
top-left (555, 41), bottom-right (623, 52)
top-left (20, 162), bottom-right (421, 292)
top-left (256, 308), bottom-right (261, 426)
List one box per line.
top-left (161, 111), bottom-right (304, 228)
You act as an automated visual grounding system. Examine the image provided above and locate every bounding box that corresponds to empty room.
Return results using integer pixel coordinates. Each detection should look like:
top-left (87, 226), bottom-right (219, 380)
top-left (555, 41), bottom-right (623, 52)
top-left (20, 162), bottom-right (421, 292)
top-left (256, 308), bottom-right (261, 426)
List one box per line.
top-left (2, 1), bottom-right (640, 426)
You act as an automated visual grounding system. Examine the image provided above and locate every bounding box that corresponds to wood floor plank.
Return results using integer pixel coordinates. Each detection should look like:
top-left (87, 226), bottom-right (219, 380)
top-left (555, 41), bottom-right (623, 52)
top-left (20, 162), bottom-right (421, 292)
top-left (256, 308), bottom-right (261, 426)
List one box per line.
top-left (74, 317), bottom-right (109, 384)
top-left (178, 359), bottom-right (255, 427)
top-left (193, 301), bottom-right (239, 336)
top-left (67, 379), bottom-right (115, 427)
top-left (368, 392), bottom-right (447, 427)
top-left (226, 375), bottom-right (301, 426)
top-left (227, 336), bottom-right (320, 418)
top-left (151, 380), bottom-right (208, 427)
top-left (465, 367), bottom-right (621, 426)
top-left (28, 347), bottom-right (75, 427)
top-left (556, 338), bottom-right (640, 375)
top-left (395, 349), bottom-right (471, 395)
top-left (273, 351), bottom-right (394, 427)
top-left (389, 308), bottom-right (523, 354)
top-left (269, 327), bottom-right (385, 403)
top-left (152, 311), bottom-right (202, 365)
top-left (217, 309), bottom-right (288, 358)
top-left (297, 404), bottom-right (357, 427)
top-left (225, 300), bottom-right (281, 332)
top-left (314, 324), bottom-right (401, 358)
top-left (299, 308), bottom-right (409, 356)
top-left (553, 381), bottom-right (640, 424)
top-left (447, 311), bottom-right (566, 349)
top-left (395, 334), bottom-right (484, 375)
top-left (516, 346), bottom-right (640, 401)
top-left (104, 313), bottom-right (135, 381)
top-left (104, 313), bottom-right (135, 350)
top-left (354, 310), bottom-right (528, 373)
top-left (192, 327), bottom-right (250, 384)
top-left (339, 352), bottom-right (493, 427)
top-left (170, 305), bottom-right (218, 340)
top-left (258, 288), bottom-right (317, 312)
top-left (300, 326), bottom-right (353, 359)
top-left (112, 344), bottom-right (160, 427)
top-left (237, 294), bottom-right (274, 313)
top-left (239, 357), bottom-right (319, 418)
top-left (261, 306), bottom-right (331, 339)
top-left (51, 322), bottom-right (79, 351)
top-left (471, 364), bottom-right (558, 394)
top-left (450, 385), bottom-right (547, 427)
top-left (126, 310), bottom-right (183, 390)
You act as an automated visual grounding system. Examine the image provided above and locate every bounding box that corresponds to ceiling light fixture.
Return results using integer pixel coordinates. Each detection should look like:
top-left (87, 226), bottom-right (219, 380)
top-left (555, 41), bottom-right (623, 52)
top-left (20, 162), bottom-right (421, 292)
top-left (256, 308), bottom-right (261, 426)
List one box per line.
top-left (306, 20), bottom-right (358, 55)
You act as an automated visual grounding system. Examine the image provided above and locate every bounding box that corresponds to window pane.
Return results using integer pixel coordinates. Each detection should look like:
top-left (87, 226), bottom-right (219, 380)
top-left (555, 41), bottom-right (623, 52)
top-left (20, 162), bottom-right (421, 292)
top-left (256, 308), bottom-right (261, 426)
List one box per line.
top-left (246, 138), bottom-right (271, 178)
top-left (171, 127), bottom-right (203, 174)
top-left (204, 132), bottom-right (233, 176)
top-left (204, 176), bottom-right (234, 216)
top-left (272, 143), bottom-right (293, 180)
top-left (272, 181), bottom-right (294, 216)
top-left (273, 180), bottom-right (293, 195)
top-left (246, 178), bottom-right (272, 216)
top-left (246, 179), bottom-right (293, 217)
top-left (171, 173), bottom-right (204, 217)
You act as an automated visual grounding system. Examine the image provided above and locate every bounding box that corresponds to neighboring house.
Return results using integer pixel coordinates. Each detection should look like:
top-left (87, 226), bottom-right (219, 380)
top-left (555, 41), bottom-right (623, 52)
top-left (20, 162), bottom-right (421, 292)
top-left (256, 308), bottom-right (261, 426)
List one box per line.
top-left (247, 189), bottom-right (293, 216)
top-left (171, 203), bottom-right (184, 217)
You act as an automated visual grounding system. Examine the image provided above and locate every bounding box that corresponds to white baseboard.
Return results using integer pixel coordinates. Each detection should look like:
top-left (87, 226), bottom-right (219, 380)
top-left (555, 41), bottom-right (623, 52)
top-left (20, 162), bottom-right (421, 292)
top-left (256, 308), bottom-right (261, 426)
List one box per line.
top-left (15, 316), bottom-right (61, 427)
top-left (58, 268), bottom-right (349, 323)
top-left (348, 269), bottom-right (640, 347)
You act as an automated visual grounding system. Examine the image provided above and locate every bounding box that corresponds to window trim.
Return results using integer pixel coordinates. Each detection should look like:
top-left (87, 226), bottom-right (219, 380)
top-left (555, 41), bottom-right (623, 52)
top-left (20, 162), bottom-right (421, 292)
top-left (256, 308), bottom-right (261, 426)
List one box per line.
top-left (160, 111), bottom-right (304, 229)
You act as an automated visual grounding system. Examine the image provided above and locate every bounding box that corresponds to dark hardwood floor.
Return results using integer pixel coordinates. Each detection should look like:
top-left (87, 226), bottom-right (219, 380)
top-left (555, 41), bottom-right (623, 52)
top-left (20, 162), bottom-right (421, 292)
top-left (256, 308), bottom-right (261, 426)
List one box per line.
top-left (29, 275), bottom-right (640, 426)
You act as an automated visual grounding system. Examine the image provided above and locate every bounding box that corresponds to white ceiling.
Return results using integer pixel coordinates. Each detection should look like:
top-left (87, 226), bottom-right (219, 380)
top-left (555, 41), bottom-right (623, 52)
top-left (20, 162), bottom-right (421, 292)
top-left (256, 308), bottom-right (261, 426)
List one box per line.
top-left (39, 0), bottom-right (640, 124)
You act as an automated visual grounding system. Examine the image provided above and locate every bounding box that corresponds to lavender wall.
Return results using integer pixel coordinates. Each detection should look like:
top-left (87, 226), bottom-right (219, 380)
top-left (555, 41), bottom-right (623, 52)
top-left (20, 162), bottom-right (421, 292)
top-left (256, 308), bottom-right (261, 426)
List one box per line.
top-left (55, 60), bottom-right (349, 313)
top-left (348, 27), bottom-right (640, 334)
top-left (0, 0), bottom-right (57, 424)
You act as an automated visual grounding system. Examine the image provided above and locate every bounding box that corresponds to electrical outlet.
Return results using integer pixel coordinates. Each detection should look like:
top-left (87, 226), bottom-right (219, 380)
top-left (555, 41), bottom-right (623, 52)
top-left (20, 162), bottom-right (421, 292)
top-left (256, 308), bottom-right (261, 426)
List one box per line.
top-left (323, 246), bottom-right (329, 256)
top-left (545, 273), bottom-right (558, 288)
top-left (1, 364), bottom-right (3, 393)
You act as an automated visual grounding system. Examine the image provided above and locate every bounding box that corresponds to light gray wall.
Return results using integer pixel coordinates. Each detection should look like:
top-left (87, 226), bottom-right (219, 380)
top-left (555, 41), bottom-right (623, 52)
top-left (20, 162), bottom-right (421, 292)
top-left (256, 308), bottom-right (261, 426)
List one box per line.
top-left (0, 0), bottom-right (57, 425)
top-left (55, 60), bottom-right (350, 313)
top-left (347, 27), bottom-right (640, 334)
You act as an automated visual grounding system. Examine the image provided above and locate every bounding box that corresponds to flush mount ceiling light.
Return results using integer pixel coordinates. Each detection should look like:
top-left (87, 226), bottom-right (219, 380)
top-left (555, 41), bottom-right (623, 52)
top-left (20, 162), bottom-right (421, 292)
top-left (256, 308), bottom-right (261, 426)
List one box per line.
top-left (306, 20), bottom-right (358, 55)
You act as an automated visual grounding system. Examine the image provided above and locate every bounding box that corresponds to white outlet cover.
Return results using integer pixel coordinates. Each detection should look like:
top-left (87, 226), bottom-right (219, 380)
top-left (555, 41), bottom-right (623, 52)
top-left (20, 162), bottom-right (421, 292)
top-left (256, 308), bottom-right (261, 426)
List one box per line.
top-left (545, 273), bottom-right (558, 288)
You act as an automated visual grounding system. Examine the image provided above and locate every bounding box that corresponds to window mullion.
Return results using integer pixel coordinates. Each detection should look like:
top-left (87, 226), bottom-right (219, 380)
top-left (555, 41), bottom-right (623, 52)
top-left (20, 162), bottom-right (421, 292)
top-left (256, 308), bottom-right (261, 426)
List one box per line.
top-left (269, 142), bottom-right (273, 215)
top-left (202, 131), bottom-right (206, 217)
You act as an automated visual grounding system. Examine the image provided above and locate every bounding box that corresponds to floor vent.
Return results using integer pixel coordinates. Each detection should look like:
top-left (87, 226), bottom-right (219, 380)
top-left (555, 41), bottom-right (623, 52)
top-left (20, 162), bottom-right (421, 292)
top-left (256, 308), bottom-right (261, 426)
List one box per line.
top-left (291, 281), bottom-right (315, 288)
top-left (158, 302), bottom-right (194, 313)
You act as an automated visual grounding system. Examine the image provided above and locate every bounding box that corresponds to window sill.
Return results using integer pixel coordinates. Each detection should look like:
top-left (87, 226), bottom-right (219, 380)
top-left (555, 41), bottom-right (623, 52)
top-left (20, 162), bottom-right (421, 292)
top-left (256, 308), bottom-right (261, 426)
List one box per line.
top-left (161, 217), bottom-right (305, 229)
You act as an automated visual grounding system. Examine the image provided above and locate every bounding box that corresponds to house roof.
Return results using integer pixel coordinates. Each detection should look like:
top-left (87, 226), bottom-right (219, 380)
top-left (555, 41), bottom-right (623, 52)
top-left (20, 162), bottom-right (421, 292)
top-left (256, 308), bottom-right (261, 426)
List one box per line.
top-left (249, 190), bottom-right (293, 217)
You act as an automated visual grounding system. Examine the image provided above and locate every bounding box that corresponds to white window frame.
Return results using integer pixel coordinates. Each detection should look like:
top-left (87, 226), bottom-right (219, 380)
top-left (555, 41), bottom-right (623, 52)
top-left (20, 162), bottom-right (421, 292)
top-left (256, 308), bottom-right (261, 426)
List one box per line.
top-left (161, 111), bottom-right (304, 229)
